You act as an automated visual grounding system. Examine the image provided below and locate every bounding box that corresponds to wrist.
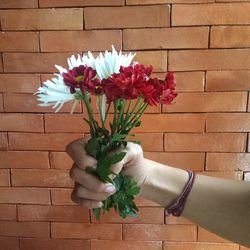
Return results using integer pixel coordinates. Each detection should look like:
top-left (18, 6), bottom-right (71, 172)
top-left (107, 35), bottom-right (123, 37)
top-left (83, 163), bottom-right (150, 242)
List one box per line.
top-left (140, 159), bottom-right (189, 207)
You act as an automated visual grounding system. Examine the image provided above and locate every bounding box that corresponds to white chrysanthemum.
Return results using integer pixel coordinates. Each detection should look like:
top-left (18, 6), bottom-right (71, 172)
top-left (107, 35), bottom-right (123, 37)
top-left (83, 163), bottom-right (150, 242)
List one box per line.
top-left (36, 76), bottom-right (76, 113)
top-left (67, 45), bottom-right (136, 80)
top-left (35, 46), bottom-right (135, 113)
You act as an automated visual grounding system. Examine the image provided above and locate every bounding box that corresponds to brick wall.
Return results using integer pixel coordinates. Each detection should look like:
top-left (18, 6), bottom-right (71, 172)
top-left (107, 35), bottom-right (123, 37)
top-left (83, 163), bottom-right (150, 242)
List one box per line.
top-left (0, 0), bottom-right (249, 249)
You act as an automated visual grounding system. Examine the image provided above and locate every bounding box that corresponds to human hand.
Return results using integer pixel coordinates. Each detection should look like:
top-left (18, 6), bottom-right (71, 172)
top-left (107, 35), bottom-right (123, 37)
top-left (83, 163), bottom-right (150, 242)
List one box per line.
top-left (66, 136), bottom-right (150, 209)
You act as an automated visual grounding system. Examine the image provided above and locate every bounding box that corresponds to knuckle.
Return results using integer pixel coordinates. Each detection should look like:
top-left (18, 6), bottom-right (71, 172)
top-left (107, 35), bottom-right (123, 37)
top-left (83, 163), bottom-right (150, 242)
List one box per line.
top-left (69, 166), bottom-right (77, 180)
top-left (66, 140), bottom-right (76, 155)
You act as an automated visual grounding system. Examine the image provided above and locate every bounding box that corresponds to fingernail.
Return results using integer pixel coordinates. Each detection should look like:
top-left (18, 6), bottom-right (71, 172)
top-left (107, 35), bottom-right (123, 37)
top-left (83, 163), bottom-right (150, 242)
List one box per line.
top-left (97, 202), bottom-right (103, 208)
top-left (105, 184), bottom-right (116, 193)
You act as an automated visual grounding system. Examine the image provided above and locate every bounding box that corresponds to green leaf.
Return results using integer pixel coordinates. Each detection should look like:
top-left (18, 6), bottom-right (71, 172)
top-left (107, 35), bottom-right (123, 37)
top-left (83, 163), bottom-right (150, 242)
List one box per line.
top-left (135, 120), bottom-right (141, 127)
top-left (93, 208), bottom-right (101, 221)
top-left (85, 138), bottom-right (100, 158)
top-left (96, 152), bottom-right (126, 183)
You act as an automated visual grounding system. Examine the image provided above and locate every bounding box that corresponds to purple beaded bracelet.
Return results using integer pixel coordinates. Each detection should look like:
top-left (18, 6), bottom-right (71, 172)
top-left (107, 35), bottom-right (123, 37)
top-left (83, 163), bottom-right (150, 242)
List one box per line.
top-left (165, 170), bottom-right (196, 217)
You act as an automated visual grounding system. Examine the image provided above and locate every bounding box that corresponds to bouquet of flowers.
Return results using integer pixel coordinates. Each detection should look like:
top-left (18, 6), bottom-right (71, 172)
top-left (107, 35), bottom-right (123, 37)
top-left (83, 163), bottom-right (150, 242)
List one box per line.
top-left (35, 46), bottom-right (177, 220)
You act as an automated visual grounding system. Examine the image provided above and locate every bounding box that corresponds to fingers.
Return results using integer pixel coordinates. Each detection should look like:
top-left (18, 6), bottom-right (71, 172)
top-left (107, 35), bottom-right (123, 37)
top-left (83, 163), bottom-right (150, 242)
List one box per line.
top-left (71, 191), bottom-right (102, 209)
top-left (71, 182), bottom-right (115, 209)
top-left (66, 137), bottom-right (97, 170)
top-left (70, 164), bottom-right (116, 193)
top-left (74, 184), bottom-right (112, 201)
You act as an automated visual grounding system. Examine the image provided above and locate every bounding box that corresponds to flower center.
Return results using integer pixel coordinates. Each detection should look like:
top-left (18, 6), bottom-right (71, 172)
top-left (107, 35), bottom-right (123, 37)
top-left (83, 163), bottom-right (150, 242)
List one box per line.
top-left (75, 75), bottom-right (84, 82)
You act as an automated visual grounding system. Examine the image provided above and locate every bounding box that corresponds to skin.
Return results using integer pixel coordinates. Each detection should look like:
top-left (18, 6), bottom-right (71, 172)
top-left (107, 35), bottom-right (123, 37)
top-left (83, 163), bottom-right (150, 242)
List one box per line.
top-left (67, 137), bottom-right (250, 247)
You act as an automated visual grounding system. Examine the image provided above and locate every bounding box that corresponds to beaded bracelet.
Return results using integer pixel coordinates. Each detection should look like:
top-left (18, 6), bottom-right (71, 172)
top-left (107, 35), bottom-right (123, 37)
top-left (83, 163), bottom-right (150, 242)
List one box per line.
top-left (165, 170), bottom-right (196, 217)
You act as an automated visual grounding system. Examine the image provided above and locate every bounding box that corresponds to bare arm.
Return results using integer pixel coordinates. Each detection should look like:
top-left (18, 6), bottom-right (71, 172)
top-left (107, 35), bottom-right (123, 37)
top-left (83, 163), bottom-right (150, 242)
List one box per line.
top-left (67, 139), bottom-right (250, 247)
top-left (142, 159), bottom-right (250, 247)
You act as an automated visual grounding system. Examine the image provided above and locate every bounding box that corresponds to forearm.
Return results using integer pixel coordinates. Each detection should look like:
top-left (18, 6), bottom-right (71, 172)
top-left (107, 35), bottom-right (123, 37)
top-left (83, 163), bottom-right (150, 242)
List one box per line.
top-left (140, 159), bottom-right (250, 247)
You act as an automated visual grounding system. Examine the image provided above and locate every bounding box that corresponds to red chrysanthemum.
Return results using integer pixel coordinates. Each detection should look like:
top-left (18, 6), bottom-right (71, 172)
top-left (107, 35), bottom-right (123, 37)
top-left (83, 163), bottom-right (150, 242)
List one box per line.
top-left (139, 72), bottom-right (177, 106)
top-left (103, 64), bottom-right (153, 102)
top-left (63, 65), bottom-right (102, 94)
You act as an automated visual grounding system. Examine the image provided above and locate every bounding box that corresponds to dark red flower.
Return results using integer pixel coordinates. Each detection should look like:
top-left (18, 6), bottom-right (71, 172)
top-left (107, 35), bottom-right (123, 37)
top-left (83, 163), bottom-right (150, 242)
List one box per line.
top-left (103, 64), bottom-right (152, 102)
top-left (63, 65), bottom-right (100, 94)
top-left (139, 72), bottom-right (177, 106)
top-left (160, 72), bottom-right (177, 105)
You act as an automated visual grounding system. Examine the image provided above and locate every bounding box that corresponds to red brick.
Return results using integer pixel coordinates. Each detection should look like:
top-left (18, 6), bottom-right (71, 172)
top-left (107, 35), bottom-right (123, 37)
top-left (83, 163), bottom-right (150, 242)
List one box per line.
top-left (0, 187), bottom-right (50, 204)
top-left (206, 70), bottom-right (250, 91)
top-left (92, 240), bottom-right (162, 250)
top-left (136, 114), bottom-right (205, 133)
top-left (0, 55), bottom-right (3, 72)
top-left (175, 71), bottom-right (204, 92)
top-left (127, 0), bottom-right (214, 4)
top-left (3, 93), bottom-right (82, 113)
top-left (20, 238), bottom-right (90, 250)
top-left (51, 188), bottom-right (74, 205)
top-left (144, 152), bottom-right (205, 171)
top-left (0, 133), bottom-right (7, 150)
top-left (0, 221), bottom-right (49, 238)
top-left (164, 133), bottom-right (246, 152)
top-left (206, 153), bottom-right (250, 172)
top-left (0, 114), bottom-right (43, 132)
top-left (211, 26), bottom-right (250, 48)
top-left (50, 152), bottom-right (73, 169)
top-left (165, 215), bottom-right (193, 225)
top-left (1, 9), bottom-right (83, 30)
top-left (91, 207), bottom-right (164, 224)
top-left (130, 133), bottom-right (163, 151)
top-left (9, 132), bottom-right (83, 151)
top-left (124, 27), bottom-right (209, 50)
top-left (0, 169), bottom-right (10, 186)
top-left (123, 224), bottom-right (197, 241)
top-left (0, 237), bottom-right (19, 250)
top-left (164, 242), bottom-right (239, 250)
top-left (153, 71), bottom-right (204, 92)
top-left (240, 246), bottom-right (250, 250)
top-left (3, 53), bottom-right (71, 73)
top-left (172, 3), bottom-right (250, 26)
top-left (45, 114), bottom-right (89, 133)
top-left (40, 0), bottom-right (123, 7)
top-left (40, 30), bottom-right (121, 52)
top-left (0, 204), bottom-right (16, 220)
top-left (51, 223), bottom-right (122, 240)
top-left (202, 171), bottom-right (243, 181)
top-left (198, 227), bottom-right (230, 243)
top-left (12, 169), bottom-right (73, 188)
top-left (0, 0), bottom-right (38, 8)
top-left (84, 6), bottom-right (170, 29)
top-left (163, 92), bottom-right (247, 112)
top-left (135, 197), bottom-right (160, 207)
top-left (0, 151), bottom-right (49, 169)
top-left (169, 49), bottom-right (250, 71)
top-left (248, 95), bottom-right (250, 112)
top-left (207, 113), bottom-right (250, 132)
top-left (45, 114), bottom-right (204, 133)
top-left (18, 205), bottom-right (89, 222)
top-left (0, 32), bottom-right (39, 52)
top-left (0, 74), bottom-right (40, 93)
top-left (0, 94), bottom-right (3, 112)
top-left (134, 51), bottom-right (167, 72)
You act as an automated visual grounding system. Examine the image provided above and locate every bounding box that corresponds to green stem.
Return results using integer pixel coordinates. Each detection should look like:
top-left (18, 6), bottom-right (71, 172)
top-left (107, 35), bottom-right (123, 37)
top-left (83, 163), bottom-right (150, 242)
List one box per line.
top-left (123, 97), bottom-right (143, 128)
top-left (126, 103), bottom-right (148, 132)
top-left (111, 100), bottom-right (119, 135)
top-left (124, 99), bottom-right (133, 123)
top-left (104, 103), bottom-right (111, 125)
top-left (98, 95), bottom-right (105, 128)
top-left (82, 92), bottom-right (96, 137)
top-left (116, 99), bottom-right (126, 133)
